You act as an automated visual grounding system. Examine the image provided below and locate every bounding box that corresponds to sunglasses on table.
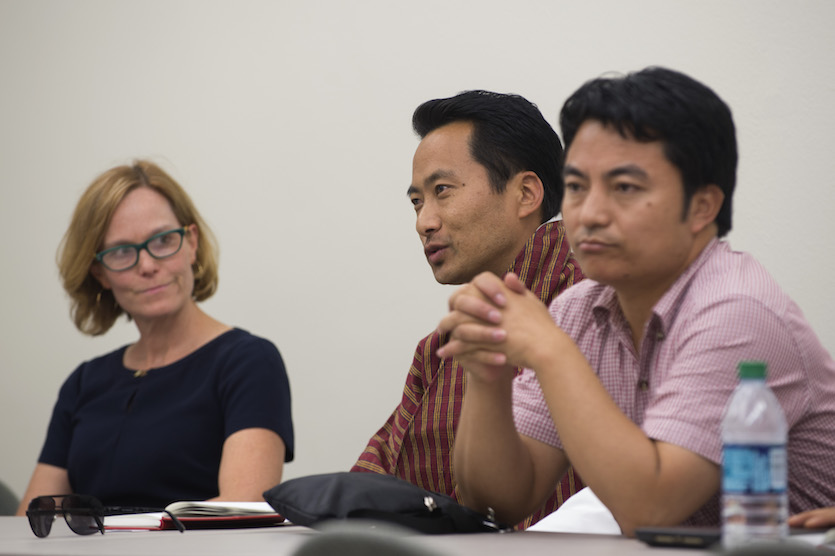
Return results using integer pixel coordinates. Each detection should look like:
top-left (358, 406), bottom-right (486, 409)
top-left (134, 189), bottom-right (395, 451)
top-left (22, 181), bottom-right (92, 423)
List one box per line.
top-left (26, 494), bottom-right (185, 538)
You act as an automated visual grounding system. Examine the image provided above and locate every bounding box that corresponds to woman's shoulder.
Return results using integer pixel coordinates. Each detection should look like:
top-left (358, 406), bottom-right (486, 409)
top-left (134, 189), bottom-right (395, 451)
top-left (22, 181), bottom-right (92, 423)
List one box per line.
top-left (61, 345), bottom-right (130, 392)
top-left (187, 328), bottom-right (288, 388)
top-left (75, 345), bottom-right (129, 372)
top-left (205, 327), bottom-right (278, 351)
top-left (192, 327), bottom-right (283, 365)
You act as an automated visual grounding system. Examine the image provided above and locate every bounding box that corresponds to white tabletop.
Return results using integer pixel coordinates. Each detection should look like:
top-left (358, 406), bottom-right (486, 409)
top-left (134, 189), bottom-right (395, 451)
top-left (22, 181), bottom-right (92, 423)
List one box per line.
top-left (0, 516), bottom-right (708, 556)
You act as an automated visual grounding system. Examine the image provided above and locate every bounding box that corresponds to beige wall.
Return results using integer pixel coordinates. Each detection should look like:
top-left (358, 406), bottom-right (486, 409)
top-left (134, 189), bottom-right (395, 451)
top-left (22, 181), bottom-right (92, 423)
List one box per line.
top-left (1, 0), bottom-right (834, 498)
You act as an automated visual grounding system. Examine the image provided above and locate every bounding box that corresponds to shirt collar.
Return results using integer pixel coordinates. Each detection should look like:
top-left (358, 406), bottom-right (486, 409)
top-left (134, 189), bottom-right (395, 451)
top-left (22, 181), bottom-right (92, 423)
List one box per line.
top-left (591, 237), bottom-right (723, 334)
top-left (540, 213), bottom-right (562, 227)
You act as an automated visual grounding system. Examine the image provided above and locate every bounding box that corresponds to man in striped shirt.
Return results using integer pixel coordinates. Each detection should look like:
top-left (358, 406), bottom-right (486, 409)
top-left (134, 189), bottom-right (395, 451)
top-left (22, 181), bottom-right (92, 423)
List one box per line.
top-left (439, 68), bottom-right (835, 535)
top-left (352, 90), bottom-right (584, 528)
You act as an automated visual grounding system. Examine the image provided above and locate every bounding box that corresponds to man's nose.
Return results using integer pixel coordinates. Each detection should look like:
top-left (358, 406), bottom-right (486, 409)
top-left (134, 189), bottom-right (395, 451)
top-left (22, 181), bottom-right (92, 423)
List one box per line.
top-left (416, 200), bottom-right (440, 237)
top-left (576, 185), bottom-right (611, 229)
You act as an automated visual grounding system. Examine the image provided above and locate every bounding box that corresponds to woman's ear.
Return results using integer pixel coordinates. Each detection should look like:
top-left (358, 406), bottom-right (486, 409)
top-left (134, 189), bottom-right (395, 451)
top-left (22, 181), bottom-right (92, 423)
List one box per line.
top-left (90, 263), bottom-right (111, 290)
top-left (186, 223), bottom-right (199, 265)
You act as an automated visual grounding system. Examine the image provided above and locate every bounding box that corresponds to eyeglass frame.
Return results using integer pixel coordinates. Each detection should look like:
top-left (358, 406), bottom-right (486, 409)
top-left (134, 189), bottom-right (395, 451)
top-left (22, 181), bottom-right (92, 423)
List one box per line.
top-left (93, 226), bottom-right (191, 272)
top-left (26, 493), bottom-right (186, 538)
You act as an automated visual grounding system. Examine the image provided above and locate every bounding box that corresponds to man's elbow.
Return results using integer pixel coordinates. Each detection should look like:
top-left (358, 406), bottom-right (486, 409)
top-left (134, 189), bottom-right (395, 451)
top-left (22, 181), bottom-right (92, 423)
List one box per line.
top-left (456, 481), bottom-right (530, 527)
top-left (612, 515), bottom-right (650, 538)
top-left (611, 502), bottom-right (699, 538)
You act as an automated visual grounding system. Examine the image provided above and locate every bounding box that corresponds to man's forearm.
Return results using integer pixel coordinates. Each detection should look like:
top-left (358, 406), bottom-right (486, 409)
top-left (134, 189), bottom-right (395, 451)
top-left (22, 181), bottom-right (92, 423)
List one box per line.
top-left (440, 274), bottom-right (719, 531)
top-left (454, 370), bottom-right (541, 524)
top-left (530, 339), bottom-right (720, 534)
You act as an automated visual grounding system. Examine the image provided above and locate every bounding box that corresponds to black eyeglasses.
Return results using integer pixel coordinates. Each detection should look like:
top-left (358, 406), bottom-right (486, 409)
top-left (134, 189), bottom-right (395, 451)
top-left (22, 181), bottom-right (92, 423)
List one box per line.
top-left (94, 227), bottom-right (190, 272)
top-left (26, 494), bottom-right (185, 538)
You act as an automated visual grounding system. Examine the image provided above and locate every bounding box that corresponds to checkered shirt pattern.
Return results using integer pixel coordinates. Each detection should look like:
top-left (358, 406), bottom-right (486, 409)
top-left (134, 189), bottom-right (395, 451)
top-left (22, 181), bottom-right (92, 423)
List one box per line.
top-left (514, 239), bottom-right (835, 525)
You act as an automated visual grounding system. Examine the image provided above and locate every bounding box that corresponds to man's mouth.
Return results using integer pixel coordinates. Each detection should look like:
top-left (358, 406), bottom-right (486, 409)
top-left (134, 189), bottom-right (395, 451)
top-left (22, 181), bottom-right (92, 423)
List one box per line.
top-left (424, 243), bottom-right (448, 264)
top-left (575, 238), bottom-right (614, 254)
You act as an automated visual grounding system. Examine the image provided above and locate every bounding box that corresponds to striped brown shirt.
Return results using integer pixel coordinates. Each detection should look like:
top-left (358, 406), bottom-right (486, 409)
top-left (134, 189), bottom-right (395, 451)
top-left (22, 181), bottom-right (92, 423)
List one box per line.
top-left (352, 220), bottom-right (584, 528)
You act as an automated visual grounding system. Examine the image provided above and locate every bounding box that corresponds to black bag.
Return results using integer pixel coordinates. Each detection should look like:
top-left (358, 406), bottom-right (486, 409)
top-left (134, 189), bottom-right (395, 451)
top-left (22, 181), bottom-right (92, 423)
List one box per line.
top-left (263, 472), bottom-right (508, 534)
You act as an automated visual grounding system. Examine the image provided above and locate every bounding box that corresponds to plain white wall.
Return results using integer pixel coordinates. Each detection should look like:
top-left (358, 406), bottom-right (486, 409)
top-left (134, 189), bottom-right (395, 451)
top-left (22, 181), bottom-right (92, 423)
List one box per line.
top-left (2, 0), bottom-right (834, 500)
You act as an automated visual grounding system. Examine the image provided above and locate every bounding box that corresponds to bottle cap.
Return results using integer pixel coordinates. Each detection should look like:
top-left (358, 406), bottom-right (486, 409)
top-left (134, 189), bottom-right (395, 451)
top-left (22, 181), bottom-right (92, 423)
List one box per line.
top-left (738, 360), bottom-right (767, 379)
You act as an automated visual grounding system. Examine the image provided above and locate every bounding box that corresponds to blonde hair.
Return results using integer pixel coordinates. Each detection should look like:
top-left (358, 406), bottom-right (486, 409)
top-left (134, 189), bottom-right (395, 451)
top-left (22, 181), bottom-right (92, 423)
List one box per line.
top-left (58, 160), bottom-right (219, 336)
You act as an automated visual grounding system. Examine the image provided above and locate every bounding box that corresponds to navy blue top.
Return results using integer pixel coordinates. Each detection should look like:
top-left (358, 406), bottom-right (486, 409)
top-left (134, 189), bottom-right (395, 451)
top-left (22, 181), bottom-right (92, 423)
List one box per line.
top-left (39, 328), bottom-right (294, 508)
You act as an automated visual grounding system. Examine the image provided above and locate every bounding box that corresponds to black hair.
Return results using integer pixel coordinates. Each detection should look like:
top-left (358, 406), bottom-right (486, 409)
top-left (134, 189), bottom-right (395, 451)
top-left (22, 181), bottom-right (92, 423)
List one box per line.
top-left (560, 67), bottom-right (737, 237)
top-left (413, 90), bottom-right (564, 222)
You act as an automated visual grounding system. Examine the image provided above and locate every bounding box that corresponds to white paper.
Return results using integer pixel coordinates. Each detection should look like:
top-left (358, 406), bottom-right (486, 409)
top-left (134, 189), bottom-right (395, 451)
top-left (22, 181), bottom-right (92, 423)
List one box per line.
top-left (163, 500), bottom-right (276, 517)
top-left (527, 487), bottom-right (621, 535)
top-left (104, 512), bottom-right (165, 529)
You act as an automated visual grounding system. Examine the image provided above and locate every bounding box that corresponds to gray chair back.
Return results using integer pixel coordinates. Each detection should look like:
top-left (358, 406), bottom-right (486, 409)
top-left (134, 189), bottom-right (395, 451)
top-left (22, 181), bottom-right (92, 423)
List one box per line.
top-left (0, 479), bottom-right (19, 516)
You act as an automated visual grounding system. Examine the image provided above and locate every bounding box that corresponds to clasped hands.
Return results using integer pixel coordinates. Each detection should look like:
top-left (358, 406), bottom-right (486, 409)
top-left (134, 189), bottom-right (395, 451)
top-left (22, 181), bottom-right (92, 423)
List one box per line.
top-left (436, 272), bottom-right (558, 379)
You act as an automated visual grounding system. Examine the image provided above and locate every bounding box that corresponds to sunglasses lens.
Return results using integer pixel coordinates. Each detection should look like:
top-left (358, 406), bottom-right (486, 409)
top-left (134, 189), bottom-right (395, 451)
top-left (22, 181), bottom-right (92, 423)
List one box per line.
top-left (62, 495), bottom-right (102, 536)
top-left (26, 496), bottom-right (56, 538)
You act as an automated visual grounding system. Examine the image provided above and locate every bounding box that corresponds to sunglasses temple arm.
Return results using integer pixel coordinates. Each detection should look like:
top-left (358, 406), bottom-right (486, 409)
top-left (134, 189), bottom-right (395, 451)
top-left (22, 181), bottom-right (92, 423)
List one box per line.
top-left (93, 514), bottom-right (105, 535)
top-left (163, 510), bottom-right (186, 533)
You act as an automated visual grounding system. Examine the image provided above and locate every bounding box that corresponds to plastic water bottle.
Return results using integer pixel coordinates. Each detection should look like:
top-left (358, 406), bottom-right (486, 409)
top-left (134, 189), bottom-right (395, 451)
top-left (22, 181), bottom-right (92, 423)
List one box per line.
top-left (721, 360), bottom-right (788, 550)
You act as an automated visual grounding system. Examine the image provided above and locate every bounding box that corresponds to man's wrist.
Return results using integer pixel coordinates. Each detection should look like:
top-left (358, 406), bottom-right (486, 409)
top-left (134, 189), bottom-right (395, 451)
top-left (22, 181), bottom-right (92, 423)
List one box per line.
top-left (526, 324), bottom-right (569, 376)
top-left (464, 363), bottom-right (515, 387)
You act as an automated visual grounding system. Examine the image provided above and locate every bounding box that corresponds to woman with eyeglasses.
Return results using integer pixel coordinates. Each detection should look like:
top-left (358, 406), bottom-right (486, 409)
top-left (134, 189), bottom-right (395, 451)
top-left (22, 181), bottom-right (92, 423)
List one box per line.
top-left (16, 160), bottom-right (294, 514)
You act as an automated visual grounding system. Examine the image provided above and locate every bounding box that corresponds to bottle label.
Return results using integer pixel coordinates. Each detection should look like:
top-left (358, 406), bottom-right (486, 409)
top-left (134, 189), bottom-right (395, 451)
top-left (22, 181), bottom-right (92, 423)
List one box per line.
top-left (722, 444), bottom-right (787, 493)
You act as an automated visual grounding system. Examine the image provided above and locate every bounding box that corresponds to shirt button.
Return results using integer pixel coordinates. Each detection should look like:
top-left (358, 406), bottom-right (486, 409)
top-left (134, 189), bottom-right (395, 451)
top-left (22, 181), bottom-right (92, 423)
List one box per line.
top-left (638, 380), bottom-right (649, 391)
top-left (656, 331), bottom-right (665, 340)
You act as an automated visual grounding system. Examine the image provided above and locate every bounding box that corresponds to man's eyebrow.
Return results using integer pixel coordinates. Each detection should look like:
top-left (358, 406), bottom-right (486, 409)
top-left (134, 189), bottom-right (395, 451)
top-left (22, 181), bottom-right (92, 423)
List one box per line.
top-left (605, 164), bottom-right (649, 180)
top-left (562, 165), bottom-right (585, 179)
top-left (562, 164), bottom-right (649, 180)
top-left (406, 169), bottom-right (457, 197)
top-left (424, 169), bottom-right (456, 184)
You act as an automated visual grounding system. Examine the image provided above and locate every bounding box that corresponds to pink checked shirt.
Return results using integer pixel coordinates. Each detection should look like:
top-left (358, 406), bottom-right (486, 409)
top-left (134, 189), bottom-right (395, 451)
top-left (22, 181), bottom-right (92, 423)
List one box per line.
top-left (513, 239), bottom-right (835, 525)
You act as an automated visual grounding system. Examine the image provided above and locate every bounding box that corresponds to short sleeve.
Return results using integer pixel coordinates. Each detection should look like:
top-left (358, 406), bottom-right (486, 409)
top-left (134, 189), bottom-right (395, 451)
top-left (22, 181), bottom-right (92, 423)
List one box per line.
top-left (38, 365), bottom-right (85, 468)
top-left (216, 335), bottom-right (295, 462)
top-left (513, 368), bottom-right (563, 449)
top-left (642, 294), bottom-right (810, 465)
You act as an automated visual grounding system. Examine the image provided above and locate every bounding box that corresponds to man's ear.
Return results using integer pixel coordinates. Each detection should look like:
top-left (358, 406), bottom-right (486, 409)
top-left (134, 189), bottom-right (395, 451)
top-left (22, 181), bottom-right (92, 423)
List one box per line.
top-left (515, 171), bottom-right (544, 220)
top-left (689, 184), bottom-right (724, 234)
top-left (90, 263), bottom-right (111, 290)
